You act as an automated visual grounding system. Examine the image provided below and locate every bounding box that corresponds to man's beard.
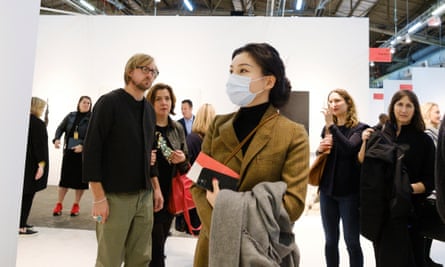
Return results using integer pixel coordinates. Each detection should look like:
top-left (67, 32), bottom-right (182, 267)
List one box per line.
top-left (134, 79), bottom-right (152, 92)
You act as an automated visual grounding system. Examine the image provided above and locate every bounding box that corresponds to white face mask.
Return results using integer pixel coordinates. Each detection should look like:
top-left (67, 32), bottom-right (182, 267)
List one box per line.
top-left (225, 74), bottom-right (264, 107)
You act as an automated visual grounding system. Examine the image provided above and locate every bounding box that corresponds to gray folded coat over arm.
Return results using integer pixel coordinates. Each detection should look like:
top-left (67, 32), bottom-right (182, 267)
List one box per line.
top-left (209, 181), bottom-right (300, 267)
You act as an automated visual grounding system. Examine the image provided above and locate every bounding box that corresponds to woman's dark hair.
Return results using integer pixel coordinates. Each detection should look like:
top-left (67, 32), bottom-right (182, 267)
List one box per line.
top-left (77, 96), bottom-right (92, 112)
top-left (388, 90), bottom-right (425, 132)
top-left (232, 43), bottom-right (291, 108)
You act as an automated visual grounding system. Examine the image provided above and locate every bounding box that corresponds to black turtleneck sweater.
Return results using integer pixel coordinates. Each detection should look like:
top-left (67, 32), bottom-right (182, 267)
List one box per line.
top-left (233, 102), bottom-right (269, 154)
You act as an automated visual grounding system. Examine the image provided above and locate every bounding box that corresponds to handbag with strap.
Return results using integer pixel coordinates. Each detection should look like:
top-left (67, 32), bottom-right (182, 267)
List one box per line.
top-left (168, 170), bottom-right (201, 235)
top-left (308, 127), bottom-right (330, 186)
top-left (308, 152), bottom-right (329, 186)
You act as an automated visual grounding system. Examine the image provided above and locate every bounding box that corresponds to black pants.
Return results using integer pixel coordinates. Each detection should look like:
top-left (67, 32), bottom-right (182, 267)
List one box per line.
top-left (149, 212), bottom-right (174, 267)
top-left (20, 192), bottom-right (35, 228)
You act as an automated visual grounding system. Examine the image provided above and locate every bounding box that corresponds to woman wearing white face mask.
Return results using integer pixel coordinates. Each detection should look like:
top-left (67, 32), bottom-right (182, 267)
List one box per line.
top-left (191, 43), bottom-right (309, 267)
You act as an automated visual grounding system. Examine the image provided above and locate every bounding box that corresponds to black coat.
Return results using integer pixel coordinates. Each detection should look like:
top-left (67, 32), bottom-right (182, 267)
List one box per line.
top-left (436, 116), bottom-right (445, 223)
top-left (23, 115), bottom-right (49, 194)
top-left (53, 111), bottom-right (90, 149)
top-left (360, 124), bottom-right (435, 241)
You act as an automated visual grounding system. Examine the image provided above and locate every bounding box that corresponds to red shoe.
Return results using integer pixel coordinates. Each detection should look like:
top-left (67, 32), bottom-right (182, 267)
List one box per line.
top-left (53, 203), bottom-right (62, 216)
top-left (70, 203), bottom-right (80, 216)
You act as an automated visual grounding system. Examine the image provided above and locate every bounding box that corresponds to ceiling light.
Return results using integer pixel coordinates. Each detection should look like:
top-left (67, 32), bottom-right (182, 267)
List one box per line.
top-left (405, 34), bottom-right (412, 43)
top-left (432, 3), bottom-right (445, 16)
top-left (390, 47), bottom-right (396, 54)
top-left (427, 16), bottom-right (441, 27)
top-left (184, 0), bottom-right (193, 11)
top-left (370, 61), bottom-right (375, 67)
top-left (295, 0), bottom-right (303, 10)
top-left (79, 0), bottom-right (95, 11)
top-left (407, 22), bottom-right (423, 34)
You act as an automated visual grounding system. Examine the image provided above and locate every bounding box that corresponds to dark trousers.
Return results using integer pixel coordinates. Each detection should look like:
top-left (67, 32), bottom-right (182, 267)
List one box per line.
top-left (20, 192), bottom-right (35, 228)
top-left (149, 212), bottom-right (174, 267)
top-left (320, 191), bottom-right (363, 267)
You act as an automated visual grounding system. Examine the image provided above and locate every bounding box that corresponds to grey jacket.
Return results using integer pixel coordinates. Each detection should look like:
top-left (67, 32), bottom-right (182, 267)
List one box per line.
top-left (209, 181), bottom-right (299, 267)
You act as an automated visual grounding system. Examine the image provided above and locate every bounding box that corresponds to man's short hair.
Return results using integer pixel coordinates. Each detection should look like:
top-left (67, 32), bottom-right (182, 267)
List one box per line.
top-left (124, 53), bottom-right (155, 85)
top-left (182, 99), bottom-right (193, 108)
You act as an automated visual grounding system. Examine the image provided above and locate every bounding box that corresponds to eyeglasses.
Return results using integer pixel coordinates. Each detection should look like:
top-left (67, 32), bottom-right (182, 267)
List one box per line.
top-left (136, 66), bottom-right (159, 77)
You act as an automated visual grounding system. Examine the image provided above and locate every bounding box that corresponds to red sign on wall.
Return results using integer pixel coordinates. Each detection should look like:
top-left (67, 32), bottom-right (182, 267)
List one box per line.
top-left (400, 84), bottom-right (413, 90)
top-left (369, 48), bottom-right (392, 62)
top-left (373, 93), bottom-right (384, 100)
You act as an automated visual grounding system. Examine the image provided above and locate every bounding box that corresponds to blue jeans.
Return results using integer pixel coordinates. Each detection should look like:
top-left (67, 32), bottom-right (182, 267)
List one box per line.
top-left (320, 191), bottom-right (363, 267)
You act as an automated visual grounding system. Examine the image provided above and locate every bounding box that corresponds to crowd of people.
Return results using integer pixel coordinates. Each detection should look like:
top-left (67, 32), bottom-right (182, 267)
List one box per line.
top-left (20, 42), bottom-right (445, 267)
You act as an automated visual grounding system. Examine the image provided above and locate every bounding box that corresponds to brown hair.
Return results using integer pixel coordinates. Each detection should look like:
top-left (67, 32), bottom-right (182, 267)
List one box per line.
top-left (146, 83), bottom-right (177, 115)
top-left (327, 88), bottom-right (359, 128)
top-left (76, 96), bottom-right (92, 112)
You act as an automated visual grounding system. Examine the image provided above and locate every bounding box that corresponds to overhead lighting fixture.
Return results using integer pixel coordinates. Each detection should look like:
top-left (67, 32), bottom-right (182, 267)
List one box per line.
top-left (405, 34), bottom-right (412, 44)
top-left (295, 0), bottom-right (303, 10)
top-left (432, 3), bottom-right (445, 16)
top-left (184, 0), bottom-right (193, 11)
top-left (390, 47), bottom-right (396, 54)
top-left (427, 16), bottom-right (441, 27)
top-left (407, 22), bottom-right (423, 34)
top-left (79, 0), bottom-right (95, 11)
top-left (370, 61), bottom-right (375, 67)
top-left (155, 0), bottom-right (161, 2)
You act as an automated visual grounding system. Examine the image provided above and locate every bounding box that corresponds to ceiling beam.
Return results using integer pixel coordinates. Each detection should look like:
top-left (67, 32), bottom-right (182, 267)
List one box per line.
top-left (370, 25), bottom-right (445, 47)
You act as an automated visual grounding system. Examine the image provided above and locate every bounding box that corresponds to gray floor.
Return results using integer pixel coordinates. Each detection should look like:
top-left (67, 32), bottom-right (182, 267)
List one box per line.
top-left (17, 186), bottom-right (445, 267)
top-left (27, 185), bottom-right (95, 230)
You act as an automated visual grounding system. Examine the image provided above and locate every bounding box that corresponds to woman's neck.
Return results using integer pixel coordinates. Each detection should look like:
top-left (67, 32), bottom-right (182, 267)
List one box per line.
top-left (156, 116), bottom-right (169, 127)
top-left (336, 114), bottom-right (346, 126)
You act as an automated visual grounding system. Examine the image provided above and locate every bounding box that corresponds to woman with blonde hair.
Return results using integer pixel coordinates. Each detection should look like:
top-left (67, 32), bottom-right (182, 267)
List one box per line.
top-left (421, 102), bottom-right (442, 267)
top-left (20, 97), bottom-right (49, 235)
top-left (187, 103), bottom-right (215, 164)
top-left (421, 102), bottom-right (441, 146)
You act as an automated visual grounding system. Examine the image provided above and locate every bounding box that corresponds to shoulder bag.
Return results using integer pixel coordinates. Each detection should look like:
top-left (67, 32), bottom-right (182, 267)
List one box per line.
top-left (308, 127), bottom-right (330, 186)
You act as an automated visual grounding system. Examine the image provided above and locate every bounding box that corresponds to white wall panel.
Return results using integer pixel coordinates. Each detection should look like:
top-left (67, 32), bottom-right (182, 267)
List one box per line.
top-left (33, 16), bottom-right (369, 184)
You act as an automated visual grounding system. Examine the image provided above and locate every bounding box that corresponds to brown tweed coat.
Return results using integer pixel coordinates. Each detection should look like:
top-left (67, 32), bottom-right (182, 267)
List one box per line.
top-left (191, 105), bottom-right (309, 267)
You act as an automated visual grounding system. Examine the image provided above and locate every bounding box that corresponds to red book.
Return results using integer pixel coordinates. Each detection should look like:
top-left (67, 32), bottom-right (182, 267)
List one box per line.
top-left (187, 152), bottom-right (240, 191)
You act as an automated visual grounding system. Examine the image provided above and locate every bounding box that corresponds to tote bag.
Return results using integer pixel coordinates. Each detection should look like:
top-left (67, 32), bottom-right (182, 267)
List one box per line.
top-left (168, 172), bottom-right (201, 234)
top-left (308, 152), bottom-right (328, 186)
